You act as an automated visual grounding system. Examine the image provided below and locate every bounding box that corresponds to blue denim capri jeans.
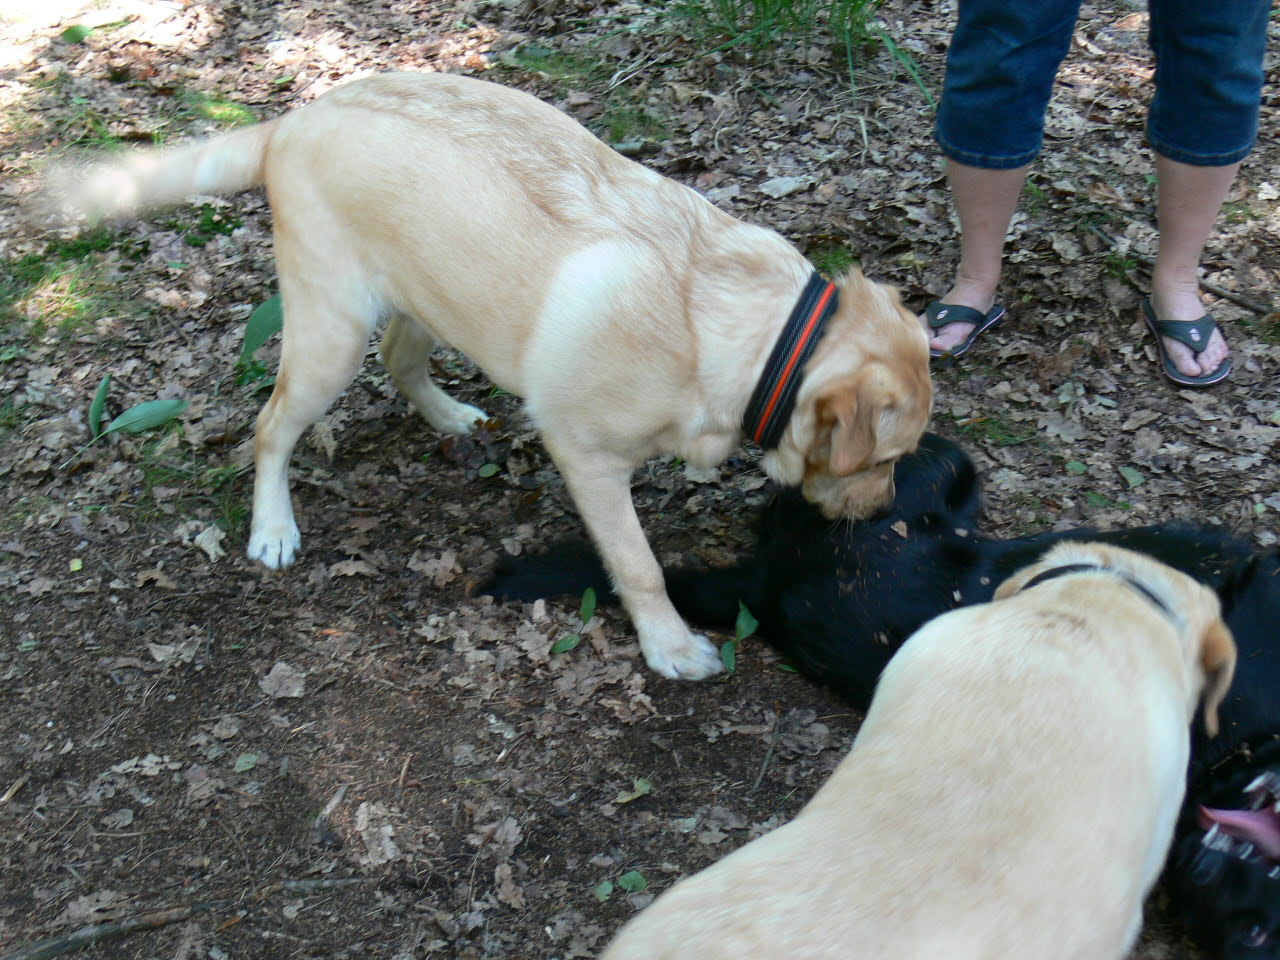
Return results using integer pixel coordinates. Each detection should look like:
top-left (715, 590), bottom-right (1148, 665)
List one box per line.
top-left (935, 0), bottom-right (1271, 169)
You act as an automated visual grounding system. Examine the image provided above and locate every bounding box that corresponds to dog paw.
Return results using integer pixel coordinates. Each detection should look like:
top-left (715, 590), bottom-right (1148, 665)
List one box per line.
top-left (429, 401), bottom-right (488, 435)
top-left (642, 631), bottom-right (724, 681)
top-left (247, 524), bottom-right (302, 569)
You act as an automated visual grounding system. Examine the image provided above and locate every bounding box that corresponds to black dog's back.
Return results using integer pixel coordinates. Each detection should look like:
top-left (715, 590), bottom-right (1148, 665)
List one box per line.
top-left (481, 432), bottom-right (1247, 708)
top-left (481, 432), bottom-right (982, 705)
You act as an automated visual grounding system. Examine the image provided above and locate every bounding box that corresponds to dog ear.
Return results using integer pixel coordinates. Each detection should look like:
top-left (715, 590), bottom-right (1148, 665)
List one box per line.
top-left (815, 379), bottom-right (876, 477)
top-left (1199, 619), bottom-right (1236, 737)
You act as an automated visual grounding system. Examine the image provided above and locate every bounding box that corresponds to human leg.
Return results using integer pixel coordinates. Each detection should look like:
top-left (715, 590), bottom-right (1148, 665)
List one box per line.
top-left (1144, 0), bottom-right (1268, 380)
top-left (1148, 157), bottom-right (1239, 378)
top-left (927, 162), bottom-right (1028, 354)
top-left (929, 0), bottom-right (1081, 353)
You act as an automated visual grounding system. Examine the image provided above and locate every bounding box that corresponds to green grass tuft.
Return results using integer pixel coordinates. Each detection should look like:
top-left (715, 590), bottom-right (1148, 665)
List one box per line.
top-left (169, 202), bottom-right (243, 248)
top-left (808, 244), bottom-right (857, 277)
top-left (180, 90), bottom-right (257, 127)
top-left (0, 400), bottom-right (26, 436)
top-left (0, 228), bottom-right (149, 334)
top-left (672, 0), bottom-right (880, 50)
top-left (946, 411), bottom-right (1037, 448)
top-left (500, 42), bottom-right (668, 146)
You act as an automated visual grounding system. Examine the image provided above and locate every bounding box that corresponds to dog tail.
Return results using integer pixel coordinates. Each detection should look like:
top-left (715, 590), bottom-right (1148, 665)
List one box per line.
top-left (47, 121), bottom-right (278, 223)
top-left (477, 540), bottom-right (762, 632)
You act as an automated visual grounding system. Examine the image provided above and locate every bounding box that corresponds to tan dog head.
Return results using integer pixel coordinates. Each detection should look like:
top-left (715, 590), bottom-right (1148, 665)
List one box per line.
top-left (767, 270), bottom-right (932, 520)
top-left (995, 541), bottom-right (1237, 735)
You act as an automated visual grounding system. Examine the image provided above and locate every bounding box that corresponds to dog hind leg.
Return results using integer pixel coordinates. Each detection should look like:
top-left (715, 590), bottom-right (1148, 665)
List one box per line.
top-left (381, 313), bottom-right (487, 434)
top-left (247, 278), bottom-right (376, 569)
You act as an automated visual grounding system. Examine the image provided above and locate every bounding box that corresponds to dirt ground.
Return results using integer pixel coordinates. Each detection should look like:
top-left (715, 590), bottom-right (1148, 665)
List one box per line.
top-left (1, 1), bottom-right (1277, 957)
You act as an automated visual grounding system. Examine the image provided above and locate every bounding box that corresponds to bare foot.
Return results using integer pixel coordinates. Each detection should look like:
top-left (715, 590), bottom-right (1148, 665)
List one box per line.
top-left (922, 277), bottom-right (998, 354)
top-left (1148, 289), bottom-right (1231, 378)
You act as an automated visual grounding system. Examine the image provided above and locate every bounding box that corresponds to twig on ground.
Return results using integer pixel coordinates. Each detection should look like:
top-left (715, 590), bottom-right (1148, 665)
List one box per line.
top-left (751, 740), bottom-right (777, 793)
top-left (2, 904), bottom-right (222, 960)
top-left (1, 774), bottom-right (30, 803)
top-left (1085, 224), bottom-right (1276, 315)
top-left (0, 879), bottom-right (372, 960)
top-left (751, 714), bottom-right (782, 793)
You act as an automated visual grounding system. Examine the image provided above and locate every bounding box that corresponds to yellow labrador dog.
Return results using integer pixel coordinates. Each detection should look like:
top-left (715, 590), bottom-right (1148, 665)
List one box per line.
top-left (603, 542), bottom-right (1236, 959)
top-left (55, 72), bottom-right (931, 681)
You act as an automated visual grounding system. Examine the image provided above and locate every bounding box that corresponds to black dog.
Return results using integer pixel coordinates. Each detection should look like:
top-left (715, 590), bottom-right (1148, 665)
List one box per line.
top-left (480, 432), bottom-right (1280, 959)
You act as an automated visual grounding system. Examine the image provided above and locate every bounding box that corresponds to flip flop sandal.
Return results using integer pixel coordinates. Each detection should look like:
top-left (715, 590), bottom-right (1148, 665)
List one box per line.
top-left (925, 302), bottom-right (1006, 360)
top-left (1142, 298), bottom-right (1233, 387)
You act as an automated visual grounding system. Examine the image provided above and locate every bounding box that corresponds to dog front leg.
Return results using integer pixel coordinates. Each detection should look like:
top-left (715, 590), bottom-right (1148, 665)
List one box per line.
top-left (552, 450), bottom-right (723, 680)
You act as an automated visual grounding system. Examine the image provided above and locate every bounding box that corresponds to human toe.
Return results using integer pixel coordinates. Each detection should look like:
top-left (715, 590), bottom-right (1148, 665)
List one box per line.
top-left (928, 321), bottom-right (977, 353)
top-left (1162, 337), bottom-right (1205, 377)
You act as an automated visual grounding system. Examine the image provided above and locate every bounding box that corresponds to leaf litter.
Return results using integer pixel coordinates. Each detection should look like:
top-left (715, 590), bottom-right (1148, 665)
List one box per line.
top-left (0, 1), bottom-right (1276, 958)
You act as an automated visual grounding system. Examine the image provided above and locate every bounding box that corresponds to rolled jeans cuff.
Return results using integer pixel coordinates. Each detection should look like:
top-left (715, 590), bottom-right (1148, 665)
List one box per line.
top-left (1147, 131), bottom-right (1256, 168)
top-left (935, 130), bottom-right (1040, 170)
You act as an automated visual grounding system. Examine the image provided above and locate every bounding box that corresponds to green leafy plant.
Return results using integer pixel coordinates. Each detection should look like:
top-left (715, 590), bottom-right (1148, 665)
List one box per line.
top-left (615, 777), bottom-right (652, 803)
top-left (62, 373), bottom-right (187, 467)
top-left (60, 24), bottom-right (94, 44)
top-left (58, 17), bottom-right (133, 45)
top-left (178, 203), bottom-right (242, 248)
top-left (1021, 178), bottom-right (1048, 213)
top-left (1117, 466), bottom-right (1145, 488)
top-left (235, 294), bottom-right (282, 387)
top-left (617, 870), bottom-right (648, 893)
top-left (549, 634), bottom-right (582, 655)
top-left (1239, 310), bottom-right (1280, 346)
top-left (552, 587), bottom-right (598, 655)
top-left (88, 371), bottom-right (111, 436)
top-left (1083, 490), bottom-right (1133, 511)
top-left (580, 588), bottom-right (598, 625)
top-left (666, 0), bottom-right (901, 96)
top-left (721, 600), bottom-right (759, 673)
top-left (1103, 250), bottom-right (1139, 283)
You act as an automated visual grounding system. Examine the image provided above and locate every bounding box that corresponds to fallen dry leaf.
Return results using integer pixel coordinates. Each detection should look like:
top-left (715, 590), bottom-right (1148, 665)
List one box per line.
top-left (258, 661), bottom-right (306, 699)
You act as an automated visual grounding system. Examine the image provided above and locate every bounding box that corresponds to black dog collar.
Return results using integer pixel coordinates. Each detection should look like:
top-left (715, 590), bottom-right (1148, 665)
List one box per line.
top-left (1019, 562), bottom-right (1176, 620)
top-left (742, 272), bottom-right (839, 451)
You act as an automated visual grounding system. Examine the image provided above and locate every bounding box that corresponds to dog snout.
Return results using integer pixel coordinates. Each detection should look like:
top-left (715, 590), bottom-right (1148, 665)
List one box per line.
top-left (810, 476), bottom-right (892, 522)
top-left (842, 472), bottom-right (896, 520)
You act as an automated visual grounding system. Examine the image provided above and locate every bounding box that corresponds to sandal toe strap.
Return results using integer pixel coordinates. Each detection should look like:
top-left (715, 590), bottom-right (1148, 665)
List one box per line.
top-left (1151, 315), bottom-right (1217, 356)
top-left (925, 302), bottom-right (988, 331)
